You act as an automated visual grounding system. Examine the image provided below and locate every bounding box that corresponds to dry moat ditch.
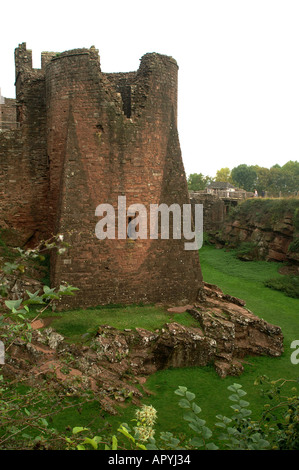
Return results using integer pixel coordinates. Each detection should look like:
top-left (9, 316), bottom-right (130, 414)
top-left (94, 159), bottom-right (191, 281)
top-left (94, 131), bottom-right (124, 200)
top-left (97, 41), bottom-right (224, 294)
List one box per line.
top-left (1, 282), bottom-right (284, 416)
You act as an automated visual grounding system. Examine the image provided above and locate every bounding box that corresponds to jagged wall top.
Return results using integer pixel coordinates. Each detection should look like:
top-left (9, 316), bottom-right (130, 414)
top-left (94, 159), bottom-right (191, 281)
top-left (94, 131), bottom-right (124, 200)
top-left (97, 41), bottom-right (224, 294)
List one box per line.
top-left (15, 42), bottom-right (60, 76)
top-left (14, 42), bottom-right (178, 82)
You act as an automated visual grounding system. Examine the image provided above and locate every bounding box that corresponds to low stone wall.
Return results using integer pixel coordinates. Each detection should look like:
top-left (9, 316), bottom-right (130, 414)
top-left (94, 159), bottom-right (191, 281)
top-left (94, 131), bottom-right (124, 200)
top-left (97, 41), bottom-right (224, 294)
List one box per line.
top-left (189, 192), bottom-right (227, 232)
top-left (0, 98), bottom-right (18, 131)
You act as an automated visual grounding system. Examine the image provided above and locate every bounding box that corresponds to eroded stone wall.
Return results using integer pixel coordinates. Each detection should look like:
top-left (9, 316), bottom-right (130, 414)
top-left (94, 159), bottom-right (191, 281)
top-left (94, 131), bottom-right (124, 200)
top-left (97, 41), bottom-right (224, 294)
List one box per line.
top-left (0, 44), bottom-right (50, 247)
top-left (0, 43), bottom-right (203, 308)
top-left (0, 98), bottom-right (17, 131)
top-left (46, 48), bottom-right (202, 307)
top-left (213, 198), bottom-right (299, 264)
top-left (189, 192), bottom-right (227, 232)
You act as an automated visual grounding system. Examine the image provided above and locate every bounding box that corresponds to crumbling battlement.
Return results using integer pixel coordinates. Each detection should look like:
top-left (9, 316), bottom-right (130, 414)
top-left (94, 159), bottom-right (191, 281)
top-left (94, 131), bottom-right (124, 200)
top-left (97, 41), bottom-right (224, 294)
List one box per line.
top-left (0, 43), bottom-right (202, 308)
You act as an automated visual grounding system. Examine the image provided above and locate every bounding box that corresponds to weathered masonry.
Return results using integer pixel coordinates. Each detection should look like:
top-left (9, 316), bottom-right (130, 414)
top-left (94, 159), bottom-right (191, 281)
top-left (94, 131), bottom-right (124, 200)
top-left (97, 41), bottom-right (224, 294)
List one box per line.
top-left (0, 43), bottom-right (202, 308)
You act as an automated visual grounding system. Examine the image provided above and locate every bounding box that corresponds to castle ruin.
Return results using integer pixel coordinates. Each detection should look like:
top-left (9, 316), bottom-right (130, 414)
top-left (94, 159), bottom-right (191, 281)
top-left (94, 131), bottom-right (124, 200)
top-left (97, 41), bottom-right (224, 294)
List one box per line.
top-left (0, 43), bottom-right (202, 308)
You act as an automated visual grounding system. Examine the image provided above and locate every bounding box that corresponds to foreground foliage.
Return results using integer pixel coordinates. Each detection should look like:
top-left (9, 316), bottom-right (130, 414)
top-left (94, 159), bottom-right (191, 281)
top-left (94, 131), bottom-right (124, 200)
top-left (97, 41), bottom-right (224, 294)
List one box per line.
top-left (0, 234), bottom-right (78, 349)
top-left (1, 374), bottom-right (298, 450)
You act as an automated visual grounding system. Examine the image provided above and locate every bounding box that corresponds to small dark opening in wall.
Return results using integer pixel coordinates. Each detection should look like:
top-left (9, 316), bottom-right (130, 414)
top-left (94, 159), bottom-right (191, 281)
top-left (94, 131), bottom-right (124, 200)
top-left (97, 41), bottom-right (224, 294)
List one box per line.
top-left (96, 123), bottom-right (104, 132)
top-left (120, 85), bottom-right (131, 118)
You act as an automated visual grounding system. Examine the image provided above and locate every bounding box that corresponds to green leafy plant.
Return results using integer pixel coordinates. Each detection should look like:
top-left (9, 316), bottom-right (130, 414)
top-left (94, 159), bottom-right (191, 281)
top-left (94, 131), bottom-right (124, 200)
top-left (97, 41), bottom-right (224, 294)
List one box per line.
top-left (254, 376), bottom-right (299, 450)
top-left (288, 237), bottom-right (299, 254)
top-left (145, 386), bottom-right (217, 450)
top-left (215, 383), bottom-right (270, 450)
top-left (235, 242), bottom-right (259, 261)
top-left (0, 234), bottom-right (78, 351)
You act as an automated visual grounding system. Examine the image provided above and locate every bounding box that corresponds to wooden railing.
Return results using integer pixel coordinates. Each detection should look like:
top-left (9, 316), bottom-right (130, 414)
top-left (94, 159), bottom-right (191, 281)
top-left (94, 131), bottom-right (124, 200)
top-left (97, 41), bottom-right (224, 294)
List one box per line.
top-left (190, 189), bottom-right (248, 199)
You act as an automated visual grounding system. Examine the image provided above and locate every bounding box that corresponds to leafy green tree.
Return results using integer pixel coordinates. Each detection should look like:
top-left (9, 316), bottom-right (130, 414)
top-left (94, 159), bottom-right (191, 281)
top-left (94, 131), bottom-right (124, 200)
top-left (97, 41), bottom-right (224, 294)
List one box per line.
top-left (252, 161), bottom-right (299, 196)
top-left (215, 167), bottom-right (232, 183)
top-left (231, 164), bottom-right (257, 192)
top-left (282, 160), bottom-right (299, 175)
top-left (267, 165), bottom-right (298, 196)
top-left (187, 173), bottom-right (214, 191)
top-left (253, 166), bottom-right (271, 195)
top-left (280, 161), bottom-right (299, 194)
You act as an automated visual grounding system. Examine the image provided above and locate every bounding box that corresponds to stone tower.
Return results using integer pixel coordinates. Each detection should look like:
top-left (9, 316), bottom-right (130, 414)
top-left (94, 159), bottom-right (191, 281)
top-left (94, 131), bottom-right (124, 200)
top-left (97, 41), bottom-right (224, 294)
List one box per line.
top-left (0, 43), bottom-right (202, 308)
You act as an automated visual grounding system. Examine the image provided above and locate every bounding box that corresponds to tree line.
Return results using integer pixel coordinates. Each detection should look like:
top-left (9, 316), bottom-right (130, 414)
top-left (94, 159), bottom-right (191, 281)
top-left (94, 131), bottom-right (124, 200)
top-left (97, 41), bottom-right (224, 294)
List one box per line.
top-left (187, 161), bottom-right (299, 197)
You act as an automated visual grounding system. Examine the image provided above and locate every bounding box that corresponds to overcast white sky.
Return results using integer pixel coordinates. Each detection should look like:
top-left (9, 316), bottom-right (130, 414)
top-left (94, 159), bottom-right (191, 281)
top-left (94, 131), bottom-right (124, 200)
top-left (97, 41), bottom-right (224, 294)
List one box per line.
top-left (1, 0), bottom-right (299, 178)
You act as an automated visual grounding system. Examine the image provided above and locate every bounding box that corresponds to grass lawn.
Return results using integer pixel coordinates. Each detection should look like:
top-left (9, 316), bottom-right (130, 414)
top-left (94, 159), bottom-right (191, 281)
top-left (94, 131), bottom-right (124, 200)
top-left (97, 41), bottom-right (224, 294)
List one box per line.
top-left (49, 304), bottom-right (199, 342)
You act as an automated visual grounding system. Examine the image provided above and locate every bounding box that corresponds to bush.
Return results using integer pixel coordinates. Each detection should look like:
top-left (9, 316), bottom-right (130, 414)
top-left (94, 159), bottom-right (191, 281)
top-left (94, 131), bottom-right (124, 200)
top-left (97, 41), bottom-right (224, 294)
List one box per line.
top-left (288, 237), bottom-right (299, 254)
top-left (264, 275), bottom-right (299, 299)
top-left (235, 242), bottom-right (259, 261)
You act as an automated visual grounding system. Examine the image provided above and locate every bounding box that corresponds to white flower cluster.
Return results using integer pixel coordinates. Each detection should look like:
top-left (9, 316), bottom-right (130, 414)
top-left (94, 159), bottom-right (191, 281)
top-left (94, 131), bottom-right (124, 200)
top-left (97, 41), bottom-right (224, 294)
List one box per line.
top-left (134, 405), bottom-right (157, 442)
top-left (134, 426), bottom-right (155, 442)
top-left (136, 404), bottom-right (157, 426)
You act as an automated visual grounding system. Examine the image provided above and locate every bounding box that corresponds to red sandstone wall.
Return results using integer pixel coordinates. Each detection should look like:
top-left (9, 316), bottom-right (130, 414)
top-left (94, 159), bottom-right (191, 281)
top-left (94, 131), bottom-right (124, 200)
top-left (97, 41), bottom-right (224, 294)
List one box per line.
top-left (0, 126), bottom-right (48, 246)
top-left (45, 48), bottom-right (202, 307)
top-left (0, 98), bottom-right (17, 131)
top-left (0, 43), bottom-right (202, 308)
top-left (190, 192), bottom-right (226, 231)
top-left (0, 44), bottom-right (50, 247)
